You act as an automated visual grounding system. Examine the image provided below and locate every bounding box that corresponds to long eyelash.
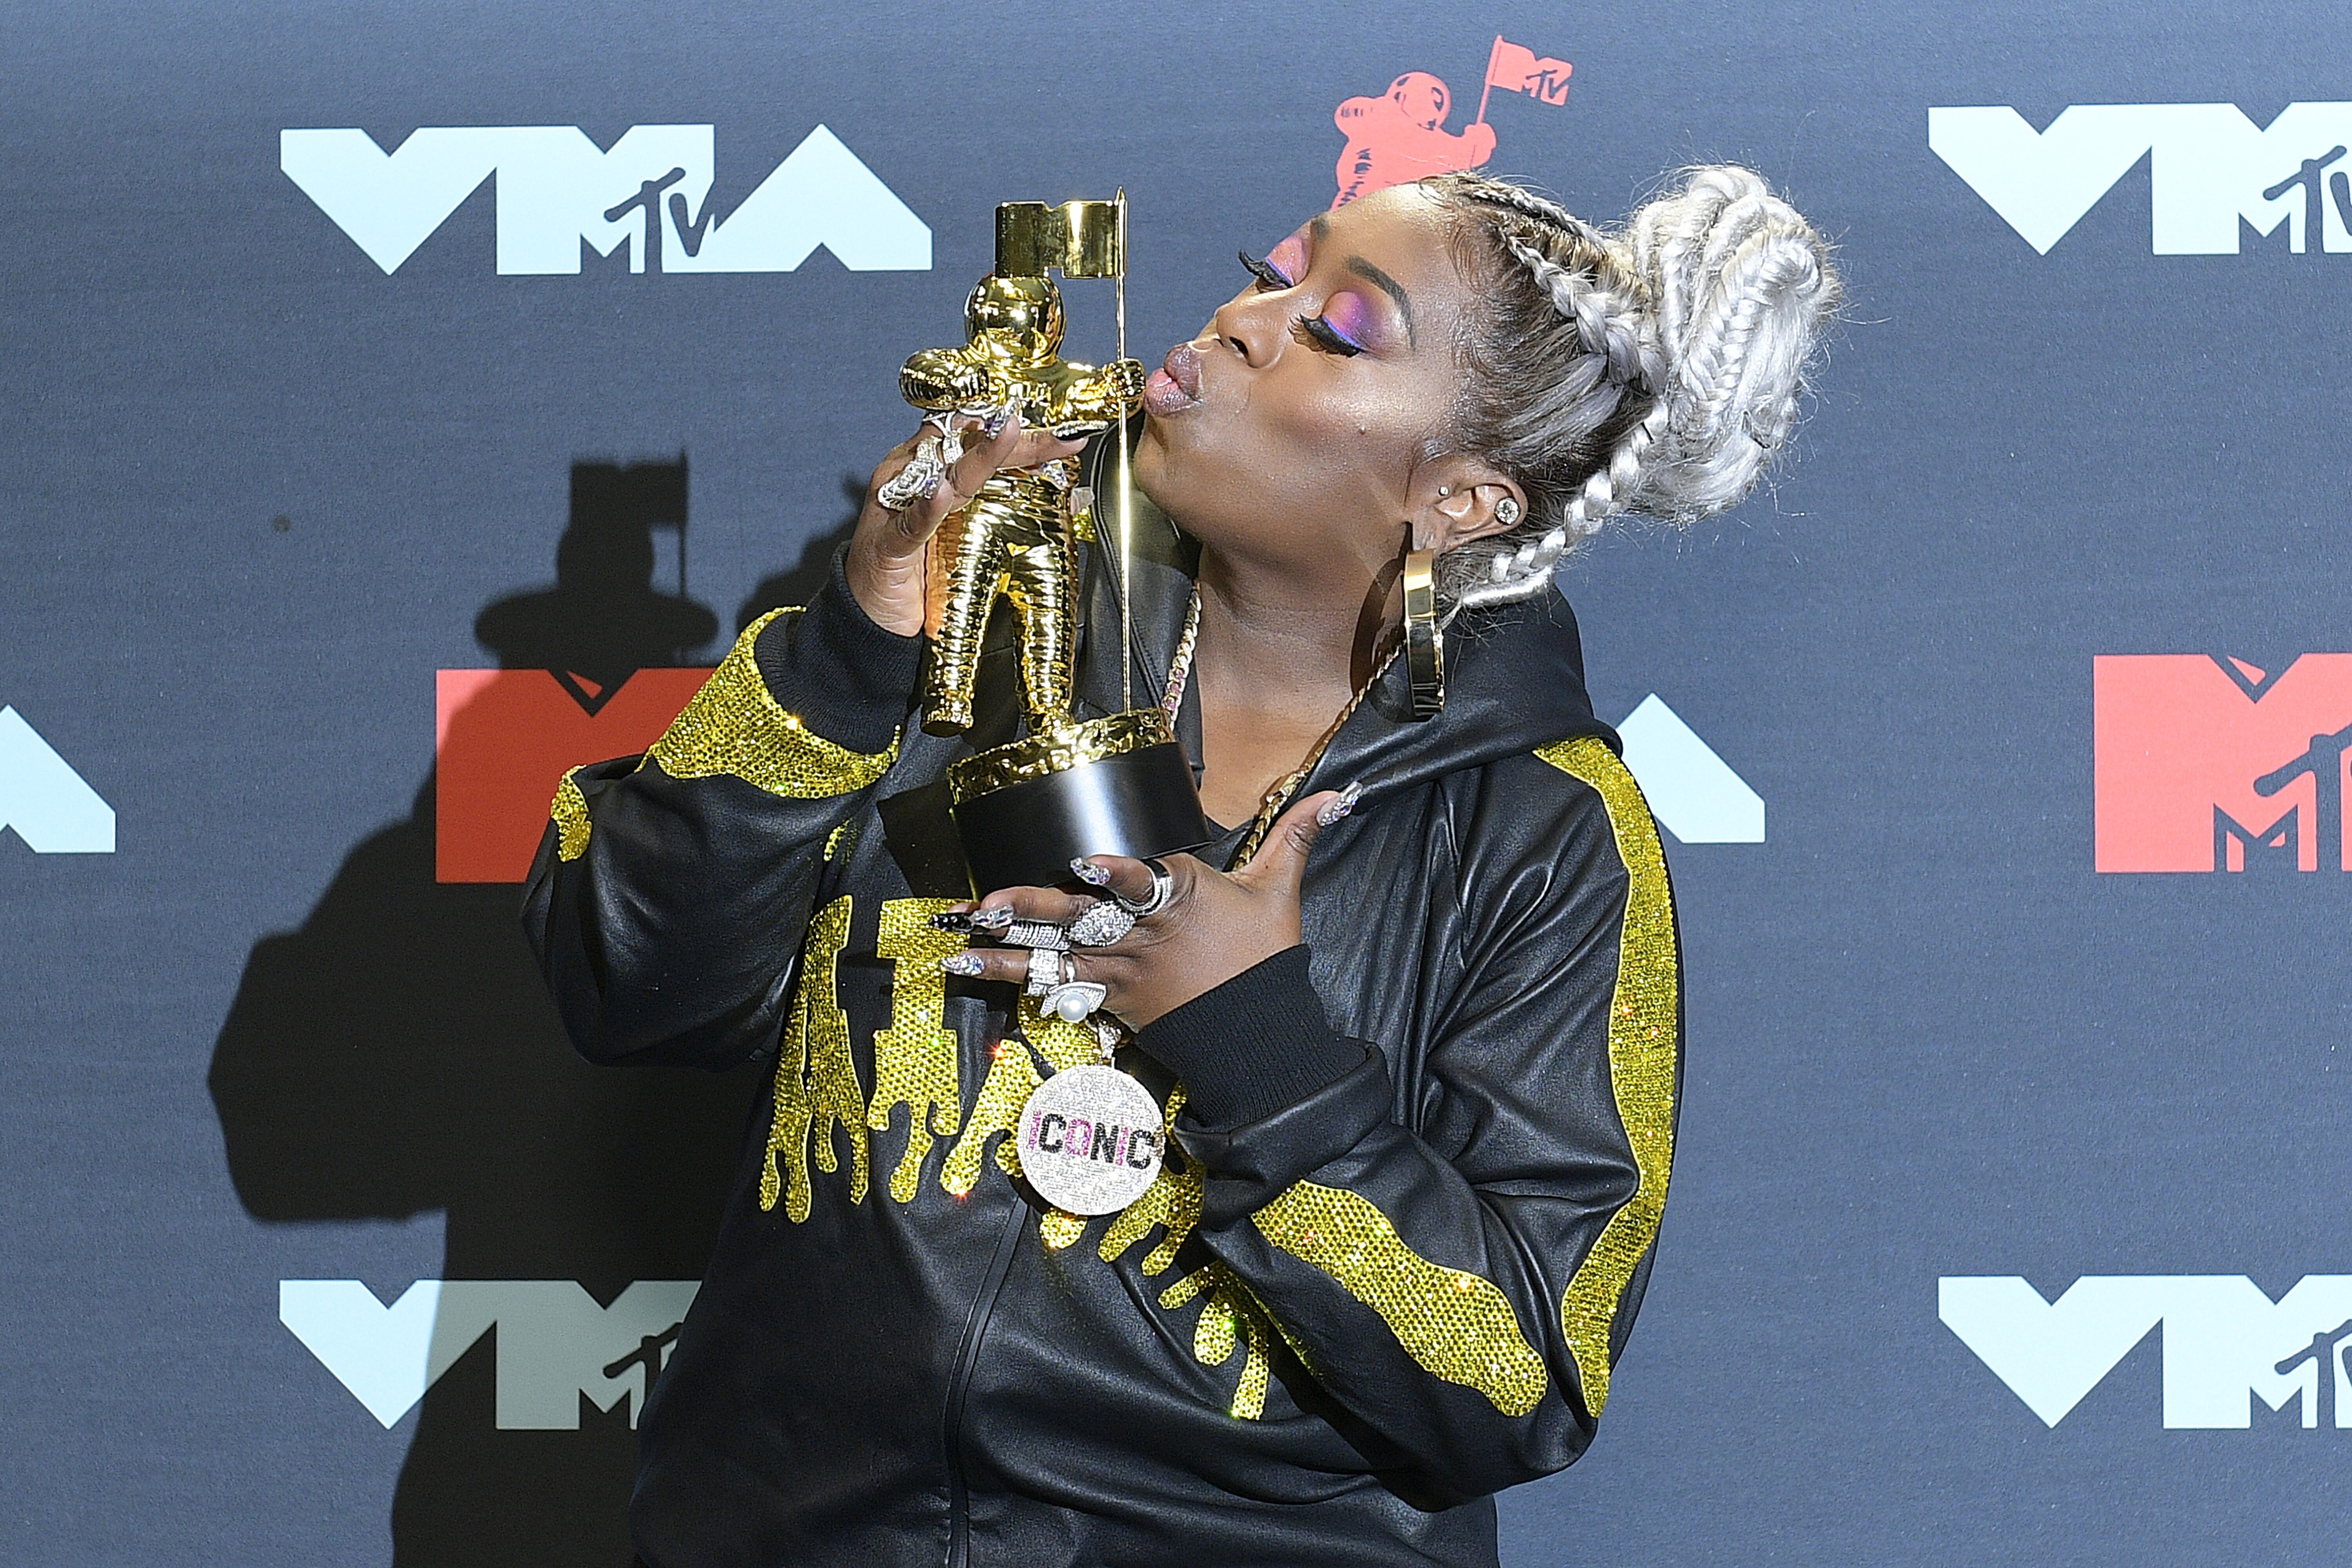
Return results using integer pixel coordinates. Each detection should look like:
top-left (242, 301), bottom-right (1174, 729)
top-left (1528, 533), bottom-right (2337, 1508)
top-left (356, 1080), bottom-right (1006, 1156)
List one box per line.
top-left (1239, 250), bottom-right (1289, 289)
top-left (1297, 314), bottom-right (1364, 356)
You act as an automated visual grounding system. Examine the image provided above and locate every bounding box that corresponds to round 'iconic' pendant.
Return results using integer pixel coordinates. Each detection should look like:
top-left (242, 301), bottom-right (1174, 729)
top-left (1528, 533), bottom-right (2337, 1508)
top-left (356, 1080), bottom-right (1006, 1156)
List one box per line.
top-left (1015, 1064), bottom-right (1165, 1216)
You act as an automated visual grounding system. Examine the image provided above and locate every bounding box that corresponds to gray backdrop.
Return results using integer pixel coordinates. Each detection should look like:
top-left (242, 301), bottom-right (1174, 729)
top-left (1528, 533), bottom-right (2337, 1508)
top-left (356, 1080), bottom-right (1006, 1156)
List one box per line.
top-left (5, 2), bottom-right (2347, 1563)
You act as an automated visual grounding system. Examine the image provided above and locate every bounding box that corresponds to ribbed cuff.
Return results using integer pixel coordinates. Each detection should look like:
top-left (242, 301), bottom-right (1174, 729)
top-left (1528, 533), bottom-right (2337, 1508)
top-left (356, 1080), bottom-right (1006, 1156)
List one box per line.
top-left (750, 547), bottom-right (925, 753)
top-left (1135, 946), bottom-right (1362, 1129)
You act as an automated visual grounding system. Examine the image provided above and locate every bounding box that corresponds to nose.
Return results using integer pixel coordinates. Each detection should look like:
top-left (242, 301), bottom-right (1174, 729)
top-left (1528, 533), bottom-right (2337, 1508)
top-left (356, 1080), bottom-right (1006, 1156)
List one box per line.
top-left (1207, 286), bottom-right (1286, 370)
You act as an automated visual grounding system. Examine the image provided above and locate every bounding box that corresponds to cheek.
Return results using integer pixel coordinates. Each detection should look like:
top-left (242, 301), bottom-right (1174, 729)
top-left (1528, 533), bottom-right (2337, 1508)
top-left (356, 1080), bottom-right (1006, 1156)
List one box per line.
top-left (1257, 365), bottom-right (1441, 484)
top-left (1212, 391), bottom-right (1416, 548)
top-left (1208, 372), bottom-right (1423, 507)
top-left (1140, 359), bottom-right (1459, 551)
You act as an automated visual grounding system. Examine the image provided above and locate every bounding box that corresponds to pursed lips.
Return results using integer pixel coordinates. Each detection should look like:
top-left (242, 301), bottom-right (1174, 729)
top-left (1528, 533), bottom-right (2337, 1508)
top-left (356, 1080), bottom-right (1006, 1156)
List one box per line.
top-left (1143, 341), bottom-right (1203, 417)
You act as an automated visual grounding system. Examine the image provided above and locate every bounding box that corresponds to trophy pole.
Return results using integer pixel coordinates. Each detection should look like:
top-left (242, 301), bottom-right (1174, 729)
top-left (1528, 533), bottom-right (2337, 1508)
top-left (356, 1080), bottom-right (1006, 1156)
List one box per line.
top-left (1114, 189), bottom-right (1134, 714)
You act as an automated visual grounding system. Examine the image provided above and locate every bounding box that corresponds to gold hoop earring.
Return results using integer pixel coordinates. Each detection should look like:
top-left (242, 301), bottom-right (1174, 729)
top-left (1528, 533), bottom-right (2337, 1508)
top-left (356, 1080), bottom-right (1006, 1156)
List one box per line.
top-left (1402, 548), bottom-right (1445, 721)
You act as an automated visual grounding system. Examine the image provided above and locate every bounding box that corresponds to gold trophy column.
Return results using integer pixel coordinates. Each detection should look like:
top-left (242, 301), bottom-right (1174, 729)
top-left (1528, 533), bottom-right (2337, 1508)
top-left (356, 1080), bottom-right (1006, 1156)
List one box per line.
top-left (925, 475), bottom-right (1080, 732)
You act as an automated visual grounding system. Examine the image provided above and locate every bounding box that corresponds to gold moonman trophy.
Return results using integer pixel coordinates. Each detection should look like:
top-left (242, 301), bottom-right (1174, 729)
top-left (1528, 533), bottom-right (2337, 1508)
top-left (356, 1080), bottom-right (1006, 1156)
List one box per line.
top-left (899, 194), bottom-right (1211, 893)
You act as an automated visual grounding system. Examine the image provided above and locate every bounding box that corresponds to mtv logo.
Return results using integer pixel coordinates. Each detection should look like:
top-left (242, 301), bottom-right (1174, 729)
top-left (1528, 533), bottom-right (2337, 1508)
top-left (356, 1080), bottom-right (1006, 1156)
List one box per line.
top-left (0, 706), bottom-right (115, 853)
top-left (1942, 1274), bottom-right (2352, 1429)
top-left (280, 1279), bottom-right (699, 1429)
top-left (436, 668), bottom-right (710, 883)
top-left (1929, 102), bottom-right (2352, 254)
top-left (2093, 654), bottom-right (2352, 872)
top-left (282, 123), bottom-right (931, 275)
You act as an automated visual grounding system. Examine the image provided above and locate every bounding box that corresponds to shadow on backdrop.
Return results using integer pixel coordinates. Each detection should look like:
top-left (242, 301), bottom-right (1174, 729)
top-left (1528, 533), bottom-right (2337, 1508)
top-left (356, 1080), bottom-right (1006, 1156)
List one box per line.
top-left (209, 457), bottom-right (768, 1568)
top-left (733, 470), bottom-right (866, 633)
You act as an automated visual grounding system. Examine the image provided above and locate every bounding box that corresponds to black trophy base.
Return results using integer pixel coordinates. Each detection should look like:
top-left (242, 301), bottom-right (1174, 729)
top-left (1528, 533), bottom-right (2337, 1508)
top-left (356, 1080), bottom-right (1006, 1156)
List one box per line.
top-left (946, 710), bottom-right (1212, 894)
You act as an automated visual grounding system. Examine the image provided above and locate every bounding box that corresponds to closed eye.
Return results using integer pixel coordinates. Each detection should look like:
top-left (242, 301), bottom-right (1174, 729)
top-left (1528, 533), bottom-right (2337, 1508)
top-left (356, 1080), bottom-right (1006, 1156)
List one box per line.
top-left (1296, 315), bottom-right (1364, 356)
top-left (1239, 250), bottom-right (1291, 290)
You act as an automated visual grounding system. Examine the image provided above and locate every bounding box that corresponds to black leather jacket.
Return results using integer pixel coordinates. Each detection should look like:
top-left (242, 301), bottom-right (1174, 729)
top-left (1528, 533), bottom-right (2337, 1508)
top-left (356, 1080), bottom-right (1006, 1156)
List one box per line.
top-left (523, 493), bottom-right (1684, 1568)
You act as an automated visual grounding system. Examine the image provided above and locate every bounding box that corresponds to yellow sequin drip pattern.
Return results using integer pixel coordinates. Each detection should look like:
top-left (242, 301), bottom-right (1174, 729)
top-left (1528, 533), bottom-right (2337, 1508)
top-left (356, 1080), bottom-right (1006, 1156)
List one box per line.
top-left (642, 609), bottom-right (898, 797)
top-left (1097, 1085), bottom-right (1197, 1277)
top-left (1037, 1210), bottom-right (1090, 1251)
top-left (1534, 735), bottom-right (1679, 1417)
top-left (1159, 1264), bottom-right (1272, 1420)
top-left (1102, 1087), bottom-right (1274, 1420)
top-left (759, 897), bottom-right (866, 1216)
top-left (868, 899), bottom-right (965, 1204)
top-left (1253, 1181), bottom-right (1548, 1417)
top-left (550, 766), bottom-right (591, 861)
top-left (938, 1003), bottom-right (1100, 1201)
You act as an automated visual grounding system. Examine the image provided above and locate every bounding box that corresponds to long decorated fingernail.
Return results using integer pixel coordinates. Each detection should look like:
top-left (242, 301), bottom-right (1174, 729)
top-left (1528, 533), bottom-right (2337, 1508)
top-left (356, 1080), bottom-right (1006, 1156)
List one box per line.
top-left (971, 904), bottom-right (1016, 931)
top-left (1316, 780), bottom-right (1363, 828)
top-left (930, 910), bottom-right (981, 933)
top-left (1069, 857), bottom-right (1112, 887)
top-left (982, 405), bottom-right (1014, 437)
top-left (941, 952), bottom-right (986, 976)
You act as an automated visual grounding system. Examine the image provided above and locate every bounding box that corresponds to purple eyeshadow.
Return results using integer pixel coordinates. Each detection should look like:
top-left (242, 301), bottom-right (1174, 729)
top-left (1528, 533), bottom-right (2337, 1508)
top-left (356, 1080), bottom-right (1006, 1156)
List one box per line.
top-left (1267, 235), bottom-right (1308, 286)
top-left (1321, 292), bottom-right (1376, 350)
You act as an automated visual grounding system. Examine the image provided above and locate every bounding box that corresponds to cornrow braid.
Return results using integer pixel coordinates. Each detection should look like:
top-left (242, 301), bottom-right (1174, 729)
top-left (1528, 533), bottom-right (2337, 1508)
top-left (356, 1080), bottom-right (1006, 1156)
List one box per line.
top-left (1457, 181), bottom-right (1613, 254)
top-left (1421, 165), bottom-right (1840, 609)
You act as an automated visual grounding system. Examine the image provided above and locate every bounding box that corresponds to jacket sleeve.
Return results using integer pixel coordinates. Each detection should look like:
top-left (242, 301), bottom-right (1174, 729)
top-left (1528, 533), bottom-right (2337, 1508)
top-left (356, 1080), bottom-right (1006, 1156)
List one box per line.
top-left (1135, 737), bottom-right (1680, 1499)
top-left (521, 550), bottom-right (924, 1070)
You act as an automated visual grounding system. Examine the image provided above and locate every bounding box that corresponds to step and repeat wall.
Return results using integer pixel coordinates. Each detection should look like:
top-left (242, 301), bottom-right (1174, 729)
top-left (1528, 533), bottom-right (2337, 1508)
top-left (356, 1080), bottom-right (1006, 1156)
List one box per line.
top-left (5, 2), bottom-right (2346, 1563)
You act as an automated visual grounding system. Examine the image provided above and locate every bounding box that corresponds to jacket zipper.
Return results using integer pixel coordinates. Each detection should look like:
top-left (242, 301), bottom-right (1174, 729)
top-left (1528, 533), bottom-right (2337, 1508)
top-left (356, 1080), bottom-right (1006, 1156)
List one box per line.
top-left (942, 1199), bottom-right (1028, 1568)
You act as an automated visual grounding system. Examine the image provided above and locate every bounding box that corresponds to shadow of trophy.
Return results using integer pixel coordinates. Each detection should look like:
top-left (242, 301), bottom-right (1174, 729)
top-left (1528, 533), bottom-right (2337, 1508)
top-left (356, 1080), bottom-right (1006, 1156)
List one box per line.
top-left (209, 457), bottom-right (762, 1568)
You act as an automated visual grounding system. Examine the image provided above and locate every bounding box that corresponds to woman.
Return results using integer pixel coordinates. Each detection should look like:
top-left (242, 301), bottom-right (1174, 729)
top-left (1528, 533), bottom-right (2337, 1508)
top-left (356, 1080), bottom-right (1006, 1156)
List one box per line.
top-left (525, 165), bottom-right (1838, 1568)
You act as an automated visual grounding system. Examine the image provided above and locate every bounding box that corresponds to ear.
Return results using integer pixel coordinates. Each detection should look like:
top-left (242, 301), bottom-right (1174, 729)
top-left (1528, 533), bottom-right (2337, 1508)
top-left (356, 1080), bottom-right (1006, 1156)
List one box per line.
top-left (1406, 459), bottom-right (1527, 553)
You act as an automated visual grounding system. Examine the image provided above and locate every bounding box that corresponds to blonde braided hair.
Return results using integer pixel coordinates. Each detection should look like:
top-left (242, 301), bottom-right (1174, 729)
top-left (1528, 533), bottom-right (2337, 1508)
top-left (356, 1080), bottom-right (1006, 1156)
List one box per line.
top-left (1424, 166), bottom-right (1840, 609)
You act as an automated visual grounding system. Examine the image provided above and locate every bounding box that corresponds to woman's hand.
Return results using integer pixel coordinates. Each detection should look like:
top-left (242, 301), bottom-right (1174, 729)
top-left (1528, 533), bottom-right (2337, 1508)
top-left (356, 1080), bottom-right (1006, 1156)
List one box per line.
top-left (844, 411), bottom-right (1085, 636)
top-left (945, 789), bottom-right (1350, 1030)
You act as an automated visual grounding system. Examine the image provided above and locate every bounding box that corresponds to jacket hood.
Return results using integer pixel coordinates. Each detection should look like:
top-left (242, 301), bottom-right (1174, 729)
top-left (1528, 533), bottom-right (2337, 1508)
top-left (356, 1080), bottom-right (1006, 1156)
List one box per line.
top-left (1073, 431), bottom-right (1616, 813)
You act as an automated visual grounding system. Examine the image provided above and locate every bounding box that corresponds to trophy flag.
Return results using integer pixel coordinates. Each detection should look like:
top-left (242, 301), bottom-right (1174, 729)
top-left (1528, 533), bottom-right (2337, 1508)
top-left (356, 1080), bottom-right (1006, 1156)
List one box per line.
top-left (1475, 36), bottom-right (1574, 121)
top-left (995, 199), bottom-right (1125, 279)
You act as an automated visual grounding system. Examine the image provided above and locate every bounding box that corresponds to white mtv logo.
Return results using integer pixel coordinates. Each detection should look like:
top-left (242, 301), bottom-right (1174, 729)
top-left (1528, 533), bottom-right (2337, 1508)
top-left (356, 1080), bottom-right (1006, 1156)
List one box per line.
top-left (282, 123), bottom-right (931, 275)
top-left (280, 1279), bottom-right (698, 1429)
top-left (1615, 694), bottom-right (1764, 844)
top-left (1930, 102), bottom-right (2352, 254)
top-left (1942, 1274), bottom-right (2352, 1428)
top-left (0, 706), bottom-right (115, 853)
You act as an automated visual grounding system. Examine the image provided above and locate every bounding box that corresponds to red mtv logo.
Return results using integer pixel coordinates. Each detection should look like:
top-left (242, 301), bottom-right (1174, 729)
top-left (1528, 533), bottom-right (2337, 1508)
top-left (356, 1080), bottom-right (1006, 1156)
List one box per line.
top-left (2094, 654), bottom-right (2352, 872)
top-left (436, 668), bottom-right (710, 883)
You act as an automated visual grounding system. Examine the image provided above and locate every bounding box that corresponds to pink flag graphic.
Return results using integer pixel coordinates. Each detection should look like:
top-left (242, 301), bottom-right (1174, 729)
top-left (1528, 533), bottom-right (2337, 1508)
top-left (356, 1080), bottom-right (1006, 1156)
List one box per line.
top-left (1481, 36), bottom-right (1573, 114)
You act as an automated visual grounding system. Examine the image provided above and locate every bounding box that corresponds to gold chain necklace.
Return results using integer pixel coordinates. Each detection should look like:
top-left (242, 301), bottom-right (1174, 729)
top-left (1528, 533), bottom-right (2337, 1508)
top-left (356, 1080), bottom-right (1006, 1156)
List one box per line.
top-left (1159, 588), bottom-right (1398, 868)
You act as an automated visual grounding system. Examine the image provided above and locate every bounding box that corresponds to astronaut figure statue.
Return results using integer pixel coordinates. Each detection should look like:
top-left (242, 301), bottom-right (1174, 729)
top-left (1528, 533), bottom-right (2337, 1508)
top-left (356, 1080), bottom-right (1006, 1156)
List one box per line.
top-left (899, 274), bottom-right (1145, 735)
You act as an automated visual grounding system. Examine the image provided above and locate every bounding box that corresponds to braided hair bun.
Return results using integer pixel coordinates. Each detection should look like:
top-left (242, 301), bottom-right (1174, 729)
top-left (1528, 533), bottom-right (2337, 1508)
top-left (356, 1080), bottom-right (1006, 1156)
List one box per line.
top-left (1426, 165), bottom-right (1839, 608)
top-left (1625, 167), bottom-right (1840, 523)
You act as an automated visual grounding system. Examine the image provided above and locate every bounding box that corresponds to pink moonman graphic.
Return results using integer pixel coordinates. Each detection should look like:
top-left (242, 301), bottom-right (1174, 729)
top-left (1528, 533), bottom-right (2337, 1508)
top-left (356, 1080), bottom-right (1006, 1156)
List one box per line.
top-left (1330, 38), bottom-right (1573, 208)
top-left (1333, 72), bottom-right (1495, 208)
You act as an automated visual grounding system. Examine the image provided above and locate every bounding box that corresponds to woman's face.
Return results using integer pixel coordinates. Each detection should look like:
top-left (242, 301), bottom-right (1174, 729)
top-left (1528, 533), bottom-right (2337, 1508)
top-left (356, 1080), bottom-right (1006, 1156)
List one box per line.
top-left (1134, 184), bottom-right (1499, 600)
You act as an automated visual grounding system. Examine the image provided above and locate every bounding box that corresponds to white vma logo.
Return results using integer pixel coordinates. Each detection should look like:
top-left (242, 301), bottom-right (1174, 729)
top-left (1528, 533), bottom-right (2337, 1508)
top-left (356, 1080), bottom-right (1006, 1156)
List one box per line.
top-left (280, 1279), bottom-right (698, 1428)
top-left (0, 706), bottom-right (115, 853)
top-left (281, 123), bottom-right (931, 275)
top-left (1929, 103), bottom-right (2352, 254)
top-left (1941, 1275), bottom-right (2352, 1428)
top-left (1615, 694), bottom-right (1764, 844)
